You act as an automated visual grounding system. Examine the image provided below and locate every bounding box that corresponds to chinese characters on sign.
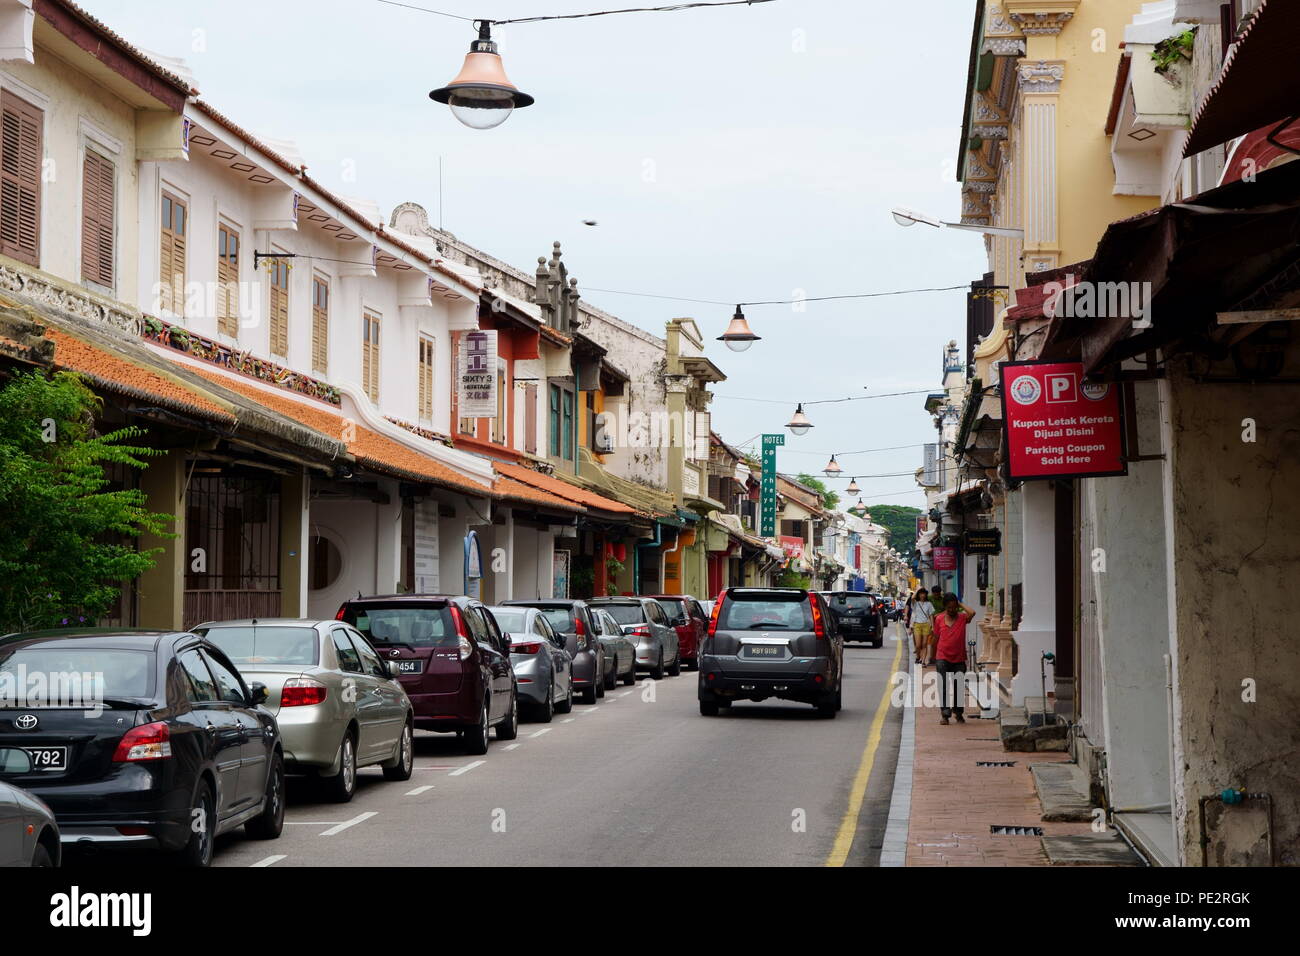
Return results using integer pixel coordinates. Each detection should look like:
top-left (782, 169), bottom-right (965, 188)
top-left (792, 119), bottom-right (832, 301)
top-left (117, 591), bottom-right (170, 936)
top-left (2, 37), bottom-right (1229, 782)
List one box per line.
top-left (999, 359), bottom-right (1126, 481)
top-left (458, 330), bottom-right (498, 419)
top-left (760, 433), bottom-right (784, 537)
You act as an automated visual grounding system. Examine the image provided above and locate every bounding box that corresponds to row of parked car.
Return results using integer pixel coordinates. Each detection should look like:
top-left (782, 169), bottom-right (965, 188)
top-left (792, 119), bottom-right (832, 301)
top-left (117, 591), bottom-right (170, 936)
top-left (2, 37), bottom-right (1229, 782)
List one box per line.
top-left (0, 591), bottom-right (710, 867)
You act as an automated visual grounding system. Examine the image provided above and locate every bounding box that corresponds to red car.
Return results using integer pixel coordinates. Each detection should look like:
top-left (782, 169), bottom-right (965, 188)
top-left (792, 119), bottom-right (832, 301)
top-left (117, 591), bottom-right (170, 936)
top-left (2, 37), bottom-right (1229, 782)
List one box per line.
top-left (647, 595), bottom-right (709, 670)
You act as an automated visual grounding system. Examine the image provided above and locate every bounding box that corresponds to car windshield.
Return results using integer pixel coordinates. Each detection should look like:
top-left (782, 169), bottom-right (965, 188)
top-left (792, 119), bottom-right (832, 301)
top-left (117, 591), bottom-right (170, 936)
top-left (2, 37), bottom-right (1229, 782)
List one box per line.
top-left (488, 608), bottom-right (529, 633)
top-left (599, 604), bottom-right (646, 626)
top-left (342, 604), bottom-right (457, 648)
top-left (0, 646), bottom-right (155, 701)
top-left (718, 593), bottom-right (813, 630)
top-left (197, 626), bottom-right (320, 666)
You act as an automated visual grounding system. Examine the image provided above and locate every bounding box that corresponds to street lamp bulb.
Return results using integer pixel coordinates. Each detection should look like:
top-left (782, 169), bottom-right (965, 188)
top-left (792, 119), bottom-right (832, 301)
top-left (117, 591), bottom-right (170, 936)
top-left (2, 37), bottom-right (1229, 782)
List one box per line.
top-left (845, 478), bottom-right (860, 495)
top-left (431, 22), bottom-right (534, 130)
top-left (785, 403), bottom-right (813, 436)
top-left (822, 454), bottom-right (842, 476)
top-left (718, 306), bottom-right (760, 352)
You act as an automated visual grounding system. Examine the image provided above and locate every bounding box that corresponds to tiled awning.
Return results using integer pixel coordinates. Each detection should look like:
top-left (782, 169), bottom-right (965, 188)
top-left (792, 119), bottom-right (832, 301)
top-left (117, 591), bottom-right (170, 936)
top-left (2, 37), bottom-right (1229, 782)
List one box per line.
top-left (494, 461), bottom-right (636, 516)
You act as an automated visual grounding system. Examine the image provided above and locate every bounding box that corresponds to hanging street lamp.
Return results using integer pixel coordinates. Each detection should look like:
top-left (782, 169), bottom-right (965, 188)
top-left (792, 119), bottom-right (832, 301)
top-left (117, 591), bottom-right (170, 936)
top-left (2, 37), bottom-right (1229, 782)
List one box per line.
top-left (845, 477), bottom-right (861, 496)
top-left (430, 20), bottom-right (534, 130)
top-left (717, 305), bottom-right (761, 352)
top-left (785, 403), bottom-right (813, 436)
top-left (822, 454), bottom-right (842, 477)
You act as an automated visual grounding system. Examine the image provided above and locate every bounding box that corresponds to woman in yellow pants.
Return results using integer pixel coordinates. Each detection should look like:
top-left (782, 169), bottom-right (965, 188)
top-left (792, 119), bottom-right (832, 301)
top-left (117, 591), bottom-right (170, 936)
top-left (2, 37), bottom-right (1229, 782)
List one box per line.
top-left (906, 587), bottom-right (936, 665)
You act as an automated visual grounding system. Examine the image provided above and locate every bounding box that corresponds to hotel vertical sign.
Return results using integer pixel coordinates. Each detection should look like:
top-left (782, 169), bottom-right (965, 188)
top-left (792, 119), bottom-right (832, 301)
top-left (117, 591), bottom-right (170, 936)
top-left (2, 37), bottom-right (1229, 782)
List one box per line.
top-left (760, 433), bottom-right (784, 537)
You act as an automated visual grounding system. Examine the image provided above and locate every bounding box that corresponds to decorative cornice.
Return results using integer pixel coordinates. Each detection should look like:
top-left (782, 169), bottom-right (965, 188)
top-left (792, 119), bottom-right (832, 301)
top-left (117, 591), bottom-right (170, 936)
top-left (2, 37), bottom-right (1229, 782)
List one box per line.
top-left (0, 262), bottom-right (140, 337)
top-left (981, 37), bottom-right (1026, 56)
top-left (984, 4), bottom-right (1019, 37)
top-left (1008, 10), bottom-right (1075, 35)
top-left (973, 124), bottom-right (1008, 140)
top-left (1017, 60), bottom-right (1065, 94)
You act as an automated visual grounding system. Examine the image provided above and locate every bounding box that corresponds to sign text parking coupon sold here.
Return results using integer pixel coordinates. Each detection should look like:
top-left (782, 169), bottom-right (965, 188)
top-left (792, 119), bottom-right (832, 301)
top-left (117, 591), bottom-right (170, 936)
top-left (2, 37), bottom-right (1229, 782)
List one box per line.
top-left (998, 360), bottom-right (1127, 481)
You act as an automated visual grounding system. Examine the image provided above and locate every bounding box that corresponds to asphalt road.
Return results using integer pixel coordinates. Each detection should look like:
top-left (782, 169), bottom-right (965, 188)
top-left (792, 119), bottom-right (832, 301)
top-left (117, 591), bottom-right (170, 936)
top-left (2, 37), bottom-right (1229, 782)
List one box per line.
top-left (204, 622), bottom-right (908, 868)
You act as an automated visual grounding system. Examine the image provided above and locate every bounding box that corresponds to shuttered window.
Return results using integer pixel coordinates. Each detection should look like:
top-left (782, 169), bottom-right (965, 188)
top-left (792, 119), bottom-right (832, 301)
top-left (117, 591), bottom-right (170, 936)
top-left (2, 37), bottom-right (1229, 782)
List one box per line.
top-left (216, 224), bottom-right (239, 336)
top-left (362, 310), bottom-right (381, 402)
top-left (311, 276), bottom-right (329, 372)
top-left (493, 360), bottom-right (508, 444)
top-left (523, 383), bottom-right (537, 454)
top-left (159, 191), bottom-right (187, 314)
top-left (418, 335), bottom-right (435, 422)
top-left (81, 149), bottom-right (114, 286)
top-left (0, 90), bottom-right (42, 267)
top-left (269, 258), bottom-right (289, 357)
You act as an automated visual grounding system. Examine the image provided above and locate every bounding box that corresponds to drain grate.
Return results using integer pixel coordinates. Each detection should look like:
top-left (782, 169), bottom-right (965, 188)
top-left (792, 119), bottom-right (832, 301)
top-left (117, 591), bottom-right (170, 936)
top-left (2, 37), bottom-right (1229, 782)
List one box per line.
top-left (967, 737), bottom-right (1000, 741)
top-left (990, 825), bottom-right (1044, 836)
top-left (976, 760), bottom-right (1017, 767)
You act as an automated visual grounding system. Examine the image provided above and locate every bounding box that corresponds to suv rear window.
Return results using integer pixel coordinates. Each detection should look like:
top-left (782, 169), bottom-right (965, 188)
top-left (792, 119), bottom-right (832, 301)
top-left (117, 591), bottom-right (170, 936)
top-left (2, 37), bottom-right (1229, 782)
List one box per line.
top-left (831, 594), bottom-right (876, 609)
top-left (341, 603), bottom-right (457, 648)
top-left (535, 607), bottom-right (576, 633)
top-left (718, 592), bottom-right (814, 630)
top-left (597, 603), bottom-right (646, 626)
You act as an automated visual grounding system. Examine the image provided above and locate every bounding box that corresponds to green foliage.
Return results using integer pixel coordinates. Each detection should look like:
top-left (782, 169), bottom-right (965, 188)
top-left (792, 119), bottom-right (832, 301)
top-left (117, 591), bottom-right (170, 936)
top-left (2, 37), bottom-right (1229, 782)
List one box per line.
top-left (861, 504), bottom-right (922, 555)
top-left (0, 370), bottom-right (172, 633)
top-left (775, 567), bottom-right (810, 589)
top-left (604, 555), bottom-right (624, 596)
top-left (1151, 27), bottom-right (1196, 75)
top-left (795, 473), bottom-right (839, 511)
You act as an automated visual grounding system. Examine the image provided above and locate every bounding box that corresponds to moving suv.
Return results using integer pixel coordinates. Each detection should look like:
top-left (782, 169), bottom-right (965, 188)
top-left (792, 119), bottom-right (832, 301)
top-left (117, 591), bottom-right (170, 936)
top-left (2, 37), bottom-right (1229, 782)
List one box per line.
top-left (697, 588), bottom-right (843, 717)
top-left (825, 591), bottom-right (884, 647)
top-left (335, 595), bottom-right (518, 755)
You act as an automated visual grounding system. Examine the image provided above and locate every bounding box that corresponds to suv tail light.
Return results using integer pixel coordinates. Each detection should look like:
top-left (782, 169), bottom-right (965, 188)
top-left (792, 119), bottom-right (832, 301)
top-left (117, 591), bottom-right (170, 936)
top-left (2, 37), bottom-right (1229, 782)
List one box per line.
top-left (281, 677), bottom-right (328, 707)
top-left (574, 616), bottom-right (586, 637)
top-left (449, 605), bottom-right (474, 660)
top-left (512, 641), bottom-right (542, 655)
top-left (112, 722), bottom-right (172, 762)
top-left (707, 596), bottom-right (723, 637)
top-left (810, 596), bottom-right (826, 640)
top-left (335, 605), bottom-right (346, 621)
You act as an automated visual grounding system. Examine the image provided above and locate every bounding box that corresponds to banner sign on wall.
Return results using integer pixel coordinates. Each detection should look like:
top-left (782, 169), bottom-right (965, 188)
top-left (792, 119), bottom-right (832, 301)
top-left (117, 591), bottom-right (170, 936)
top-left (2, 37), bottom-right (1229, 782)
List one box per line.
top-left (932, 546), bottom-right (957, 571)
top-left (458, 330), bottom-right (498, 419)
top-left (999, 359), bottom-right (1126, 481)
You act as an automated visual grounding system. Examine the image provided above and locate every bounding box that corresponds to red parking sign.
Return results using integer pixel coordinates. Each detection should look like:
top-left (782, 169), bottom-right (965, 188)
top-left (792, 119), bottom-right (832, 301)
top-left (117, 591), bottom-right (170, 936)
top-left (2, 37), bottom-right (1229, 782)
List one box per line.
top-left (999, 360), bottom-right (1127, 480)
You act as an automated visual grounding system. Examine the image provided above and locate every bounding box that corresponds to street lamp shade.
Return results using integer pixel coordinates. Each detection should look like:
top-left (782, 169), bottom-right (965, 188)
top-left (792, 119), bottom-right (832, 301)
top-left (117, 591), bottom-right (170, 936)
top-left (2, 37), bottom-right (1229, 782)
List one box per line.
top-left (890, 206), bottom-right (942, 228)
top-left (845, 477), bottom-right (860, 495)
top-left (823, 454), bottom-right (842, 477)
top-left (717, 305), bottom-right (760, 352)
top-left (785, 403), bottom-right (813, 436)
top-left (431, 22), bottom-right (534, 130)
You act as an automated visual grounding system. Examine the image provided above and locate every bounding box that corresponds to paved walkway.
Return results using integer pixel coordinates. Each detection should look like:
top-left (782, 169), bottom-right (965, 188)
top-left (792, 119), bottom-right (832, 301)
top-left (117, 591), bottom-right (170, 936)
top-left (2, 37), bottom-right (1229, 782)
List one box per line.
top-left (901, 665), bottom-right (1093, 866)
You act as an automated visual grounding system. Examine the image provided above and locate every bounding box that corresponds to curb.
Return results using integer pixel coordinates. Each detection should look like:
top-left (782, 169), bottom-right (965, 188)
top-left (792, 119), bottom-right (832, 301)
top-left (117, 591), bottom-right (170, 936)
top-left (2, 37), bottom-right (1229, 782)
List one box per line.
top-left (880, 653), bottom-right (915, 867)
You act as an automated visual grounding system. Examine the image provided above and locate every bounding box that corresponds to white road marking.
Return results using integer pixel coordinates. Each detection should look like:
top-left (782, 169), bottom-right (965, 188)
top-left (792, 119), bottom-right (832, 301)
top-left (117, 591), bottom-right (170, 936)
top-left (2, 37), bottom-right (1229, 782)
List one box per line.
top-left (502, 743), bottom-right (521, 751)
top-left (618, 691), bottom-right (633, 698)
top-left (448, 760), bottom-right (485, 776)
top-left (580, 706), bottom-right (599, 714)
top-left (562, 718), bottom-right (575, 723)
top-left (529, 728), bottom-right (551, 738)
top-left (319, 811), bottom-right (376, 836)
top-left (250, 854), bottom-right (286, 867)
top-left (405, 785), bottom-right (435, 796)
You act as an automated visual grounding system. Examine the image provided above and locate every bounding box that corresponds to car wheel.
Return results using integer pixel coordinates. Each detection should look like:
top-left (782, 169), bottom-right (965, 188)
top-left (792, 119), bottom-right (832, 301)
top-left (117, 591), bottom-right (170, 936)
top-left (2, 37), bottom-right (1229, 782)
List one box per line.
top-left (580, 670), bottom-right (598, 704)
top-left (699, 700), bottom-right (719, 716)
top-left (537, 682), bottom-right (555, 723)
top-left (382, 719), bottom-right (415, 781)
top-left (556, 679), bottom-right (574, 714)
top-left (496, 689), bottom-right (519, 740)
top-left (465, 697), bottom-right (491, 755)
top-left (603, 660), bottom-right (618, 690)
top-left (668, 651), bottom-right (682, 677)
top-left (323, 732), bottom-right (358, 802)
top-left (246, 752), bottom-right (286, 839)
top-left (30, 842), bottom-right (54, 867)
top-left (179, 781), bottom-right (215, 868)
top-left (651, 652), bottom-right (665, 681)
top-left (621, 654), bottom-right (636, 685)
top-left (717, 698), bottom-right (732, 709)
top-left (835, 685), bottom-right (843, 712)
top-left (816, 696), bottom-right (838, 719)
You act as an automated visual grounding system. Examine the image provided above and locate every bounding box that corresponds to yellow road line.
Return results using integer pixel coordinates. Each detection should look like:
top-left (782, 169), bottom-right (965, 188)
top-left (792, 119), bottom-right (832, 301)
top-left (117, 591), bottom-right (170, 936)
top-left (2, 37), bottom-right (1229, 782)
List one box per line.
top-left (825, 632), bottom-right (903, 867)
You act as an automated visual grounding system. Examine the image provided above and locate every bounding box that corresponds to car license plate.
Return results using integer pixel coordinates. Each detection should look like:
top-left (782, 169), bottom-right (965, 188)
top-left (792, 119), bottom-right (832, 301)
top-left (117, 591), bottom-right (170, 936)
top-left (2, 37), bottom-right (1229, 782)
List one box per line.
top-left (22, 746), bottom-right (67, 772)
top-left (742, 645), bottom-right (785, 659)
top-left (395, 660), bottom-right (424, 674)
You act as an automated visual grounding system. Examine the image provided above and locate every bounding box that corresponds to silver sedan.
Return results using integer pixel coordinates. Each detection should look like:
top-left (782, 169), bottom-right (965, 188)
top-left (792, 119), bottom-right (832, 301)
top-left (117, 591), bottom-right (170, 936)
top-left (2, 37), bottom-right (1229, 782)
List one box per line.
top-left (592, 609), bottom-right (637, 687)
top-left (0, 747), bottom-right (60, 866)
top-left (194, 619), bottom-right (414, 803)
top-left (487, 606), bottom-right (574, 722)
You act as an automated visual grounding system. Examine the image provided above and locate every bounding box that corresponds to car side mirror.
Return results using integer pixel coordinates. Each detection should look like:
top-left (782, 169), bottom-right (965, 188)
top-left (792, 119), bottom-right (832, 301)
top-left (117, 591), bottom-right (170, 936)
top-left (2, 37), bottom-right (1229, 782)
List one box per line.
top-left (248, 682), bottom-right (270, 706)
top-left (0, 746), bottom-right (33, 774)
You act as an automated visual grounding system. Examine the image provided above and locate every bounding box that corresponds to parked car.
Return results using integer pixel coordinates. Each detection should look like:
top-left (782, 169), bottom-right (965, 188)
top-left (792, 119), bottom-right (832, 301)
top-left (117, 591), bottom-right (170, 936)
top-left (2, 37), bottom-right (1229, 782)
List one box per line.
top-left (501, 600), bottom-right (604, 704)
top-left (0, 747), bottom-right (60, 866)
top-left (193, 619), bottom-right (414, 802)
top-left (587, 597), bottom-right (680, 679)
top-left (647, 594), bottom-right (708, 670)
top-left (697, 587), bottom-right (843, 717)
top-left (0, 629), bottom-right (284, 866)
top-left (825, 591), bottom-right (884, 647)
top-left (336, 595), bottom-right (518, 755)
top-left (591, 609), bottom-right (637, 686)
top-left (487, 606), bottom-right (574, 722)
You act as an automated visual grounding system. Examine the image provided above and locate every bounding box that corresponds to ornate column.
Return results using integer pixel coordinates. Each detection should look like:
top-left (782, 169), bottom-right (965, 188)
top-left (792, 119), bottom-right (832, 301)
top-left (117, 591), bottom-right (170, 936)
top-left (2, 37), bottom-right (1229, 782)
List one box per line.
top-left (1016, 59), bottom-right (1064, 274)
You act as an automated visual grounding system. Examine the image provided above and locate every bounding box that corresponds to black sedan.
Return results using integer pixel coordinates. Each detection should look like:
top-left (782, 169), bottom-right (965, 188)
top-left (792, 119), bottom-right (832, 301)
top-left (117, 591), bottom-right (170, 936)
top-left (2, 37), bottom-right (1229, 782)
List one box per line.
top-left (0, 630), bottom-right (285, 866)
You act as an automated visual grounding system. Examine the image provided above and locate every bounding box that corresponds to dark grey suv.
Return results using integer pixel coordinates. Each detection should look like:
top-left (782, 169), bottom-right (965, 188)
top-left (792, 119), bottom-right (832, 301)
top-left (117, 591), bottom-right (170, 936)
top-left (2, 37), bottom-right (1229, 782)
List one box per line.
top-left (501, 600), bottom-right (604, 704)
top-left (697, 588), bottom-right (843, 717)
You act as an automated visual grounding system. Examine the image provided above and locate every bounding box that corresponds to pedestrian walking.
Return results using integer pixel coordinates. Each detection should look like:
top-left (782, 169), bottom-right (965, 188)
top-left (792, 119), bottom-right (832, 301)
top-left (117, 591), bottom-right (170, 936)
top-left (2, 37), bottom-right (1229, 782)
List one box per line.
top-left (932, 592), bottom-right (975, 725)
top-left (906, 588), bottom-right (934, 665)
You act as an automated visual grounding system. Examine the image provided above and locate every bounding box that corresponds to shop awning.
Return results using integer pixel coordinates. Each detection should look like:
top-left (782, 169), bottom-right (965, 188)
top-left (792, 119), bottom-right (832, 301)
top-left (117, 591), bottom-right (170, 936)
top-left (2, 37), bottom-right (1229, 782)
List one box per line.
top-left (494, 460), bottom-right (636, 517)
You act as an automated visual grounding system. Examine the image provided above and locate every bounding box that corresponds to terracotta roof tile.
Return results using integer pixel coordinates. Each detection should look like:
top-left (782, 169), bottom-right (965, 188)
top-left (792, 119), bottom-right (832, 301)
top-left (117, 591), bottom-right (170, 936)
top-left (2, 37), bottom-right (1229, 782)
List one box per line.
top-left (50, 329), bottom-right (235, 423)
top-left (492, 475), bottom-right (584, 513)
top-left (494, 461), bottom-right (635, 514)
top-left (191, 367), bottom-right (489, 495)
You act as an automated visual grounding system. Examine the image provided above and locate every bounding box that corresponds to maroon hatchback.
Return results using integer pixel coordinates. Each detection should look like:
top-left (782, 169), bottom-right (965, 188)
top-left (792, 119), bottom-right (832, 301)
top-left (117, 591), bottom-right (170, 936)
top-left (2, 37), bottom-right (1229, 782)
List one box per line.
top-left (336, 595), bottom-right (518, 755)
top-left (647, 595), bottom-right (708, 670)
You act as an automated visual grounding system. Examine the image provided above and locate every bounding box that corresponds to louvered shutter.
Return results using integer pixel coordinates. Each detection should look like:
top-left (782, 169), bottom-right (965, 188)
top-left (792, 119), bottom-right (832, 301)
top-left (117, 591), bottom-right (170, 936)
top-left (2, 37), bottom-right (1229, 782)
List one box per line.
top-left (0, 91), bottom-right (42, 266)
top-left (160, 192), bottom-right (186, 315)
top-left (270, 261), bottom-right (288, 357)
top-left (312, 278), bottom-right (328, 372)
top-left (524, 384), bottom-right (537, 454)
top-left (217, 225), bottom-right (238, 336)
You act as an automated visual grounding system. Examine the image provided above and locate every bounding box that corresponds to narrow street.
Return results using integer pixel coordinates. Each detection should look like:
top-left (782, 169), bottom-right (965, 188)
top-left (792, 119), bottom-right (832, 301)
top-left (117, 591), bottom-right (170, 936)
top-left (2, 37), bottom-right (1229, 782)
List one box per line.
top-left (212, 631), bottom-right (905, 868)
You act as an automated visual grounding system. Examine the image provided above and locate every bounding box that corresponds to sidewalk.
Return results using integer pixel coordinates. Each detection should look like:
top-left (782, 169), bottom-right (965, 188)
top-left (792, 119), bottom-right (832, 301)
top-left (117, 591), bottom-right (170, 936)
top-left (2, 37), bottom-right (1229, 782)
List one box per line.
top-left (893, 664), bottom-right (1094, 866)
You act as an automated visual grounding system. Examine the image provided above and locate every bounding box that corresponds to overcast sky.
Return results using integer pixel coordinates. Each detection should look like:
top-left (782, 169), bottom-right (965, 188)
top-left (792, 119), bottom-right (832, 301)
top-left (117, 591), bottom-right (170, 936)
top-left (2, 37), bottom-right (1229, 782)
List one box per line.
top-left (81, 0), bottom-right (986, 511)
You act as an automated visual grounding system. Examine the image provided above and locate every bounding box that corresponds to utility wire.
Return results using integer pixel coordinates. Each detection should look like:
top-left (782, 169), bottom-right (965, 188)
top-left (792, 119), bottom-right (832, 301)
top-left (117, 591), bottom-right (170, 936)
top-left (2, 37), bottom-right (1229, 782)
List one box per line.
top-left (373, 0), bottom-right (775, 25)
top-left (714, 388), bottom-right (934, 405)
top-left (582, 284), bottom-right (969, 308)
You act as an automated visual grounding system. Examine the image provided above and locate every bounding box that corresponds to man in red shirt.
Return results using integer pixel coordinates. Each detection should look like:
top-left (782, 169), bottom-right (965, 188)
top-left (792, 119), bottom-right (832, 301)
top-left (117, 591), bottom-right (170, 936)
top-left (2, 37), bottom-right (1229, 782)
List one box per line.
top-left (931, 593), bottom-right (975, 724)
